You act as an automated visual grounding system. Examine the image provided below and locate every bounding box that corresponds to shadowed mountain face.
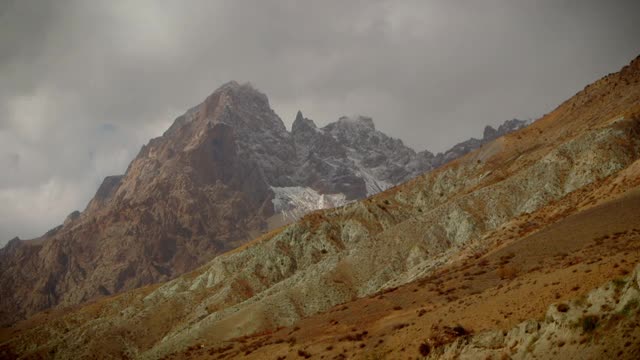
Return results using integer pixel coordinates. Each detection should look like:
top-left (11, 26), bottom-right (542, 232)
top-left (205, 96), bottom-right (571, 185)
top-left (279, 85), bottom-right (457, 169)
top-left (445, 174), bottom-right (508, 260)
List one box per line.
top-left (0, 81), bottom-right (528, 326)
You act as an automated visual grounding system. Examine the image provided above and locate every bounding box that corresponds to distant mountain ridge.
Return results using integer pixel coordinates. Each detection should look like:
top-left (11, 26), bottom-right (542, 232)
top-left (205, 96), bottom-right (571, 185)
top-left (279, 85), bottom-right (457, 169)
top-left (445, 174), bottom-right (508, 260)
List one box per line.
top-left (290, 111), bottom-right (529, 200)
top-left (0, 80), bottom-right (528, 325)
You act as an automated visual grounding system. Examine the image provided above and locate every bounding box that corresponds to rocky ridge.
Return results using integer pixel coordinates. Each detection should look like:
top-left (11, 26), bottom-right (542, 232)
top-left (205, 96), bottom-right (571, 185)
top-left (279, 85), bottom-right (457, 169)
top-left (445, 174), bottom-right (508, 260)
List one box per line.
top-left (291, 111), bottom-right (529, 199)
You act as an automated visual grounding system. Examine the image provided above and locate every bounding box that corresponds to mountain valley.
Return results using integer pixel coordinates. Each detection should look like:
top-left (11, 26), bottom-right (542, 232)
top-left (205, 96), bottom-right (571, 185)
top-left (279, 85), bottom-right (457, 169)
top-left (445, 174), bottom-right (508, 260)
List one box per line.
top-left (1, 54), bottom-right (639, 360)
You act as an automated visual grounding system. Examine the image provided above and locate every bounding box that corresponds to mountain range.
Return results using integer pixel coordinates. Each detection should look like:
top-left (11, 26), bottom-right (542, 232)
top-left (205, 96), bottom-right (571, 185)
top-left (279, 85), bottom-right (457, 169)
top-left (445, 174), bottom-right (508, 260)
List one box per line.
top-left (1, 55), bottom-right (639, 359)
top-left (0, 81), bottom-right (528, 327)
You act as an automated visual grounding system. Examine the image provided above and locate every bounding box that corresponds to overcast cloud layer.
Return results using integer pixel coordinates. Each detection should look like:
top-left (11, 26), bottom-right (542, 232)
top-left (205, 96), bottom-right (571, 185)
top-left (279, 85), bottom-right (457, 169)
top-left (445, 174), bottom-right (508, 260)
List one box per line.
top-left (1, 0), bottom-right (639, 244)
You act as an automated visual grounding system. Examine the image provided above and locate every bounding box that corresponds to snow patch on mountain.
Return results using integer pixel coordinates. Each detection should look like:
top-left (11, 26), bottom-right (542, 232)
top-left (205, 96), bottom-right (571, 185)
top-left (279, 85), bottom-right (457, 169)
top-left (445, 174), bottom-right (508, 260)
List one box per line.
top-left (271, 187), bottom-right (349, 221)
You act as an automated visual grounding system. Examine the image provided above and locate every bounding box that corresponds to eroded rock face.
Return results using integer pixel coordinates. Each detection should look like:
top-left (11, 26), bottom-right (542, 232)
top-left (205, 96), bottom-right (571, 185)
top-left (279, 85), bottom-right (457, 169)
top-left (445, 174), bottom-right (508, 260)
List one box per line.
top-left (0, 81), bottom-right (529, 326)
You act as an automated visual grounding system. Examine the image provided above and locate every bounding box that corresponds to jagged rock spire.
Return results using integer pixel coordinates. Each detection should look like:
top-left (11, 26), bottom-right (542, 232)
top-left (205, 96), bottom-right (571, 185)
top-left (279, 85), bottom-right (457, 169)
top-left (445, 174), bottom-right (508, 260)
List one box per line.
top-left (295, 110), bottom-right (304, 123)
top-left (292, 110), bottom-right (318, 134)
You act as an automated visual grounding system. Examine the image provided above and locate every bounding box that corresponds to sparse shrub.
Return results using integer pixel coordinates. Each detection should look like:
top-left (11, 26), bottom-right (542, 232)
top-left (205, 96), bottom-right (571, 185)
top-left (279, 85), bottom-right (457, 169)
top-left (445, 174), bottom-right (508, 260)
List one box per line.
top-left (600, 304), bottom-right (612, 312)
top-left (612, 278), bottom-right (627, 288)
top-left (574, 295), bottom-right (587, 307)
top-left (384, 286), bottom-right (398, 294)
top-left (581, 315), bottom-right (599, 333)
top-left (297, 349), bottom-right (312, 358)
top-left (620, 299), bottom-right (639, 316)
top-left (418, 342), bottom-right (431, 356)
top-left (392, 323), bottom-right (409, 331)
top-left (497, 265), bottom-right (518, 280)
top-left (429, 325), bottom-right (473, 349)
top-left (452, 325), bottom-right (470, 336)
top-left (339, 331), bottom-right (368, 342)
top-left (556, 303), bottom-right (570, 313)
top-left (528, 266), bottom-right (542, 273)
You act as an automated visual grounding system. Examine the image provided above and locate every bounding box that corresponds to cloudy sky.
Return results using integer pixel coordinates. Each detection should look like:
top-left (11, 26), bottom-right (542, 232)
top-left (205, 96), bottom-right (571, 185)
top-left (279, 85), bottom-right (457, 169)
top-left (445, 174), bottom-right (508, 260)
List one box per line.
top-left (1, 0), bottom-right (639, 244)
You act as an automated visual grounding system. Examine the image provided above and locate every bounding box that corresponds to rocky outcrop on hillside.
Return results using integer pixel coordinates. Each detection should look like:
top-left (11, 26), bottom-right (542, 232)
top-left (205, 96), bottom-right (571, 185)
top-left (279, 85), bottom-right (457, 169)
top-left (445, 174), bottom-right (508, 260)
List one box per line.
top-left (429, 264), bottom-right (640, 359)
top-left (431, 118), bottom-right (530, 167)
top-left (0, 80), bottom-right (529, 326)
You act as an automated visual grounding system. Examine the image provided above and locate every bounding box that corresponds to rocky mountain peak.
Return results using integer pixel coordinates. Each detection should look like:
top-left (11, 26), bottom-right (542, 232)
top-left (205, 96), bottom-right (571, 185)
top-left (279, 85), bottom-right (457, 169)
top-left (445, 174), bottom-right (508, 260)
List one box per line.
top-left (484, 119), bottom-right (529, 142)
top-left (496, 119), bottom-right (529, 136)
top-left (203, 81), bottom-right (283, 132)
top-left (335, 115), bottom-right (376, 130)
top-left (4, 237), bottom-right (21, 250)
top-left (292, 110), bottom-right (318, 134)
top-left (210, 81), bottom-right (267, 104)
top-left (163, 81), bottom-right (283, 140)
top-left (483, 125), bottom-right (498, 141)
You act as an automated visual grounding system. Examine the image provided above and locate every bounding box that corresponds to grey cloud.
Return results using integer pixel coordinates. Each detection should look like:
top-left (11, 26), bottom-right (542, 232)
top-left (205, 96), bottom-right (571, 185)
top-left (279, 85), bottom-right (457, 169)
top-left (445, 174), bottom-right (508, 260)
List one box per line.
top-left (1, 0), bottom-right (640, 244)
